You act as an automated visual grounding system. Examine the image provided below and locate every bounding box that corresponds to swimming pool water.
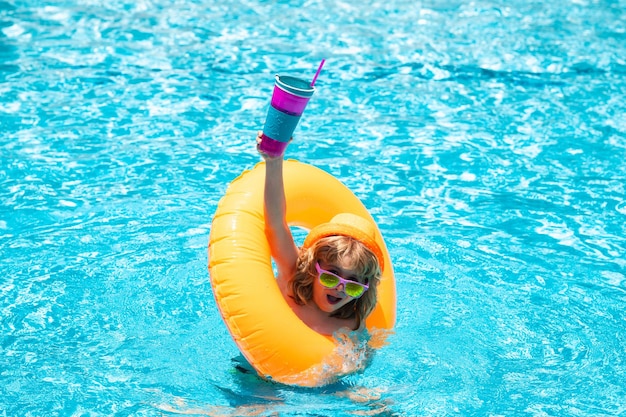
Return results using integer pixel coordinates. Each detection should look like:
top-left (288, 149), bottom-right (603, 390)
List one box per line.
top-left (1, 0), bottom-right (625, 415)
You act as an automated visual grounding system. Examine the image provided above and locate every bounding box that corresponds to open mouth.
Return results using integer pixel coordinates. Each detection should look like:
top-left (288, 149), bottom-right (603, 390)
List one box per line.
top-left (326, 294), bottom-right (342, 305)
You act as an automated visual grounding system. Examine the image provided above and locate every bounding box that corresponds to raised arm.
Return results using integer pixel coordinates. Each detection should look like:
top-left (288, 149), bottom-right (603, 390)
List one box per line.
top-left (256, 132), bottom-right (299, 282)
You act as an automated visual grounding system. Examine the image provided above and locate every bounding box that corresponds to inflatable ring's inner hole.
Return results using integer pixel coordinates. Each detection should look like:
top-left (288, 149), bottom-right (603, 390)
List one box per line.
top-left (290, 226), bottom-right (309, 247)
top-left (268, 226), bottom-right (310, 275)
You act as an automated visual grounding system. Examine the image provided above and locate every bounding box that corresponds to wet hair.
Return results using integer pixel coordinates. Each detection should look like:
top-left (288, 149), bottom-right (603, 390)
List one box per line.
top-left (290, 235), bottom-right (381, 329)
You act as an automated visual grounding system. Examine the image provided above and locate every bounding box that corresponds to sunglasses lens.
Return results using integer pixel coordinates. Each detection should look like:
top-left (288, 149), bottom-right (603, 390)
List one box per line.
top-left (319, 273), bottom-right (340, 288)
top-left (345, 283), bottom-right (365, 297)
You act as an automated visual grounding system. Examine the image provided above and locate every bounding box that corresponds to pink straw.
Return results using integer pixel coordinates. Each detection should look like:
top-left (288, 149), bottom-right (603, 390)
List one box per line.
top-left (310, 59), bottom-right (326, 87)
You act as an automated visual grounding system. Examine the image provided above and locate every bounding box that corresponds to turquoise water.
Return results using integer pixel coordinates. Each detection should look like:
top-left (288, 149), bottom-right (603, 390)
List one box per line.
top-left (2, 0), bottom-right (625, 415)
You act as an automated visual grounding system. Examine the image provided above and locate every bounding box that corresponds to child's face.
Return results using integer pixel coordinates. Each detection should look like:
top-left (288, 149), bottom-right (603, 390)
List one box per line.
top-left (312, 257), bottom-right (364, 314)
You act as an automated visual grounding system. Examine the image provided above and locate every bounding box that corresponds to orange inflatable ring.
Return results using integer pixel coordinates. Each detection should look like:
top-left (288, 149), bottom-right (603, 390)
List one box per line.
top-left (208, 160), bottom-right (396, 386)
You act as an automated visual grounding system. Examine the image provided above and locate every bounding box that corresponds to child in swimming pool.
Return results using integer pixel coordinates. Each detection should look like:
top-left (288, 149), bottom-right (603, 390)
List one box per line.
top-left (256, 132), bottom-right (383, 336)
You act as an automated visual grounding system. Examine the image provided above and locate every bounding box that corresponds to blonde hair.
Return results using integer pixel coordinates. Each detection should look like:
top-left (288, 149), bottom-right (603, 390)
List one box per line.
top-left (290, 235), bottom-right (381, 329)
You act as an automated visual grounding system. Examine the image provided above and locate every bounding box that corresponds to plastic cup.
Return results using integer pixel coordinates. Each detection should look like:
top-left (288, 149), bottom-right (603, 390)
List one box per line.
top-left (259, 75), bottom-right (315, 157)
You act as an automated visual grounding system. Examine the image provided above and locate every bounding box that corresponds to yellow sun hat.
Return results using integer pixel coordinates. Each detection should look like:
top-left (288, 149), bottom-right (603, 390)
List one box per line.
top-left (302, 213), bottom-right (384, 270)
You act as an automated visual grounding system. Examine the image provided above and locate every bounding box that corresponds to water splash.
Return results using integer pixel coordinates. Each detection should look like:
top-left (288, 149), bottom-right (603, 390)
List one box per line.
top-left (275, 328), bottom-right (393, 387)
